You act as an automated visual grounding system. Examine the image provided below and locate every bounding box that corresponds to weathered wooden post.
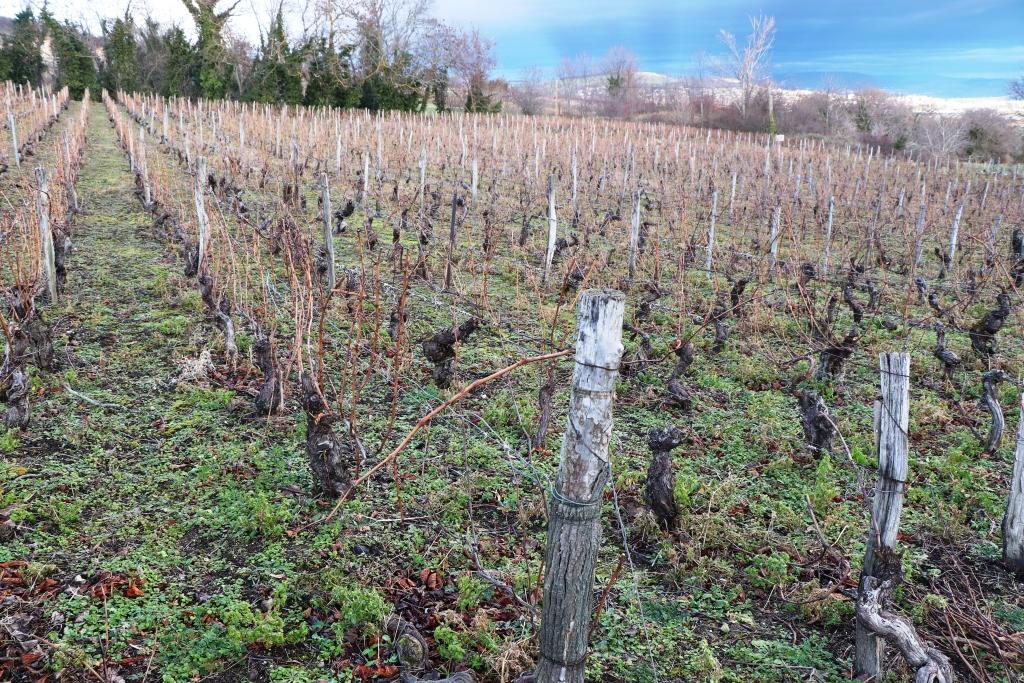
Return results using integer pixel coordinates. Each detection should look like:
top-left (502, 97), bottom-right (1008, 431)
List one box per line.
top-left (194, 157), bottom-right (209, 274)
top-left (543, 173), bottom-right (557, 282)
top-left (728, 170), bottom-right (737, 221)
top-left (855, 352), bottom-right (910, 680)
top-left (360, 152), bottom-right (369, 207)
top-left (36, 168), bottom-right (56, 302)
top-left (444, 190), bottom-right (458, 290)
top-left (6, 97), bottom-right (20, 169)
top-left (627, 188), bottom-right (641, 280)
top-left (912, 199), bottom-right (928, 268)
top-left (274, 115), bottom-right (282, 158)
top-left (822, 195), bottom-right (835, 276)
top-left (947, 201), bottom-right (964, 266)
top-left (320, 173), bottom-right (336, 292)
top-left (768, 202), bottom-right (782, 272)
top-left (1004, 395), bottom-right (1024, 575)
top-left (705, 189), bottom-right (718, 277)
top-left (471, 156), bottom-right (478, 203)
top-left (537, 289), bottom-right (625, 683)
top-left (418, 148), bottom-right (427, 214)
top-left (62, 131), bottom-right (78, 213)
top-left (138, 127), bottom-right (152, 208)
top-left (571, 147), bottom-right (578, 213)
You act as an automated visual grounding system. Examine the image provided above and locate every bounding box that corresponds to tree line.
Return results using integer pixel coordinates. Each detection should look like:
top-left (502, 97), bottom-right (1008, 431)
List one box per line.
top-left (0, 0), bottom-right (504, 113)
top-left (3, 3), bottom-right (1019, 162)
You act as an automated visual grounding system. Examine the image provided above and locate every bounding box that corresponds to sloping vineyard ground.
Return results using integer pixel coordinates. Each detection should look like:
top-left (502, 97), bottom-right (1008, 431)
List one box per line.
top-left (0, 100), bottom-right (1022, 683)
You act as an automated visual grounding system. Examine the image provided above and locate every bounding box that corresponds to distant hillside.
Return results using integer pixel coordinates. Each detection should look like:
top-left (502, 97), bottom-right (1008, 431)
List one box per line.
top-left (590, 71), bottom-right (1024, 120)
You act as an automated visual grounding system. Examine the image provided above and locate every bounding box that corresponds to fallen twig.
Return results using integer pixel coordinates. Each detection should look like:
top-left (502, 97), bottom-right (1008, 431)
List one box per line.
top-left (63, 383), bottom-right (118, 409)
top-left (297, 348), bottom-right (574, 531)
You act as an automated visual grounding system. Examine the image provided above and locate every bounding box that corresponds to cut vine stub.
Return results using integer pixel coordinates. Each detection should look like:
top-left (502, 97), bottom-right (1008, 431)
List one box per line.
top-left (970, 291), bottom-right (1011, 358)
top-left (422, 317), bottom-right (481, 388)
top-left (799, 390), bottom-right (835, 454)
top-left (645, 425), bottom-right (685, 530)
top-left (299, 371), bottom-right (351, 498)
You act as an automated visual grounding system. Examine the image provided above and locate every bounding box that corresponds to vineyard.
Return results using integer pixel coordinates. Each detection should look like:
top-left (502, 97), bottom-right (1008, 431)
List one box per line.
top-left (1, 87), bottom-right (1023, 683)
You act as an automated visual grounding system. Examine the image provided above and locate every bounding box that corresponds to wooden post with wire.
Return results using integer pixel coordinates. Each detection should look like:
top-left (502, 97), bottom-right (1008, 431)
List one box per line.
top-left (36, 167), bottom-right (56, 302)
top-left (543, 173), bottom-right (557, 282)
top-left (855, 352), bottom-right (910, 680)
top-left (705, 189), bottom-right (718, 277)
top-left (1003, 395), bottom-right (1024, 575)
top-left (320, 173), bottom-right (336, 292)
top-left (194, 157), bottom-right (209, 274)
top-left (537, 289), bottom-right (625, 683)
top-left (6, 94), bottom-right (19, 169)
top-left (628, 188), bottom-right (641, 280)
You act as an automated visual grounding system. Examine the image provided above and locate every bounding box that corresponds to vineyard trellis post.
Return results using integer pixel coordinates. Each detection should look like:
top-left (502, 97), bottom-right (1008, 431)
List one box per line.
top-left (768, 202), bottom-right (782, 273)
top-left (947, 201), bottom-right (964, 266)
top-left (194, 156), bottom-right (209, 274)
top-left (6, 97), bottom-right (19, 169)
top-left (138, 127), bottom-right (151, 208)
top-left (418, 148), bottom-right (426, 214)
top-left (62, 131), bottom-right (78, 213)
top-left (445, 190), bottom-right (458, 290)
top-left (537, 289), bottom-right (625, 683)
top-left (1003, 395), bottom-right (1024, 574)
top-left (912, 199), bottom-right (928, 268)
top-left (705, 189), bottom-right (718, 277)
top-left (543, 173), bottom-right (557, 282)
top-left (320, 173), bottom-right (336, 292)
top-left (822, 195), bottom-right (834, 275)
top-left (471, 156), bottom-right (478, 203)
top-left (728, 170), bottom-right (737, 221)
top-left (36, 167), bottom-right (56, 302)
top-left (855, 352), bottom-right (910, 680)
top-left (571, 147), bottom-right (578, 212)
top-left (628, 188), bottom-right (641, 280)
top-left (360, 152), bottom-right (369, 206)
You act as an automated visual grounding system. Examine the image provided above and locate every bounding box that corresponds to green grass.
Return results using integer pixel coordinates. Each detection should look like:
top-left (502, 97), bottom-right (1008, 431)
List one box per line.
top-left (3, 101), bottom-right (1022, 683)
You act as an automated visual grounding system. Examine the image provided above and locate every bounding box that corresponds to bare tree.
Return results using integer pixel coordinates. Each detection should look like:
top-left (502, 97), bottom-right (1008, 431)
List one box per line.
top-left (960, 108), bottom-right (1023, 162)
top-left (782, 82), bottom-right (854, 139)
top-left (344, 0), bottom-right (434, 82)
top-left (682, 50), bottom-right (712, 125)
top-left (716, 13), bottom-right (776, 119)
top-left (556, 52), bottom-right (594, 117)
top-left (224, 27), bottom-right (255, 95)
top-left (909, 112), bottom-right (967, 160)
top-left (819, 75), bottom-right (848, 136)
top-left (1011, 76), bottom-right (1024, 100)
top-left (601, 45), bottom-right (638, 118)
top-left (514, 66), bottom-right (547, 115)
top-left (451, 27), bottom-right (499, 111)
top-left (417, 20), bottom-right (460, 109)
top-left (850, 88), bottom-right (914, 150)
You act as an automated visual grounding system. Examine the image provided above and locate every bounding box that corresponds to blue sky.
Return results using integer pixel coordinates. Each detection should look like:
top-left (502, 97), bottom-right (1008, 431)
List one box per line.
top-left (11, 0), bottom-right (1023, 97)
top-left (433, 0), bottom-right (1024, 97)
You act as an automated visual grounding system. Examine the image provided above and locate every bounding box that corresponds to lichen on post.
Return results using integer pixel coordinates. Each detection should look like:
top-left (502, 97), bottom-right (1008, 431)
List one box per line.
top-left (1003, 396), bottom-right (1024, 576)
top-left (855, 352), bottom-right (911, 681)
top-left (537, 289), bottom-right (624, 683)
